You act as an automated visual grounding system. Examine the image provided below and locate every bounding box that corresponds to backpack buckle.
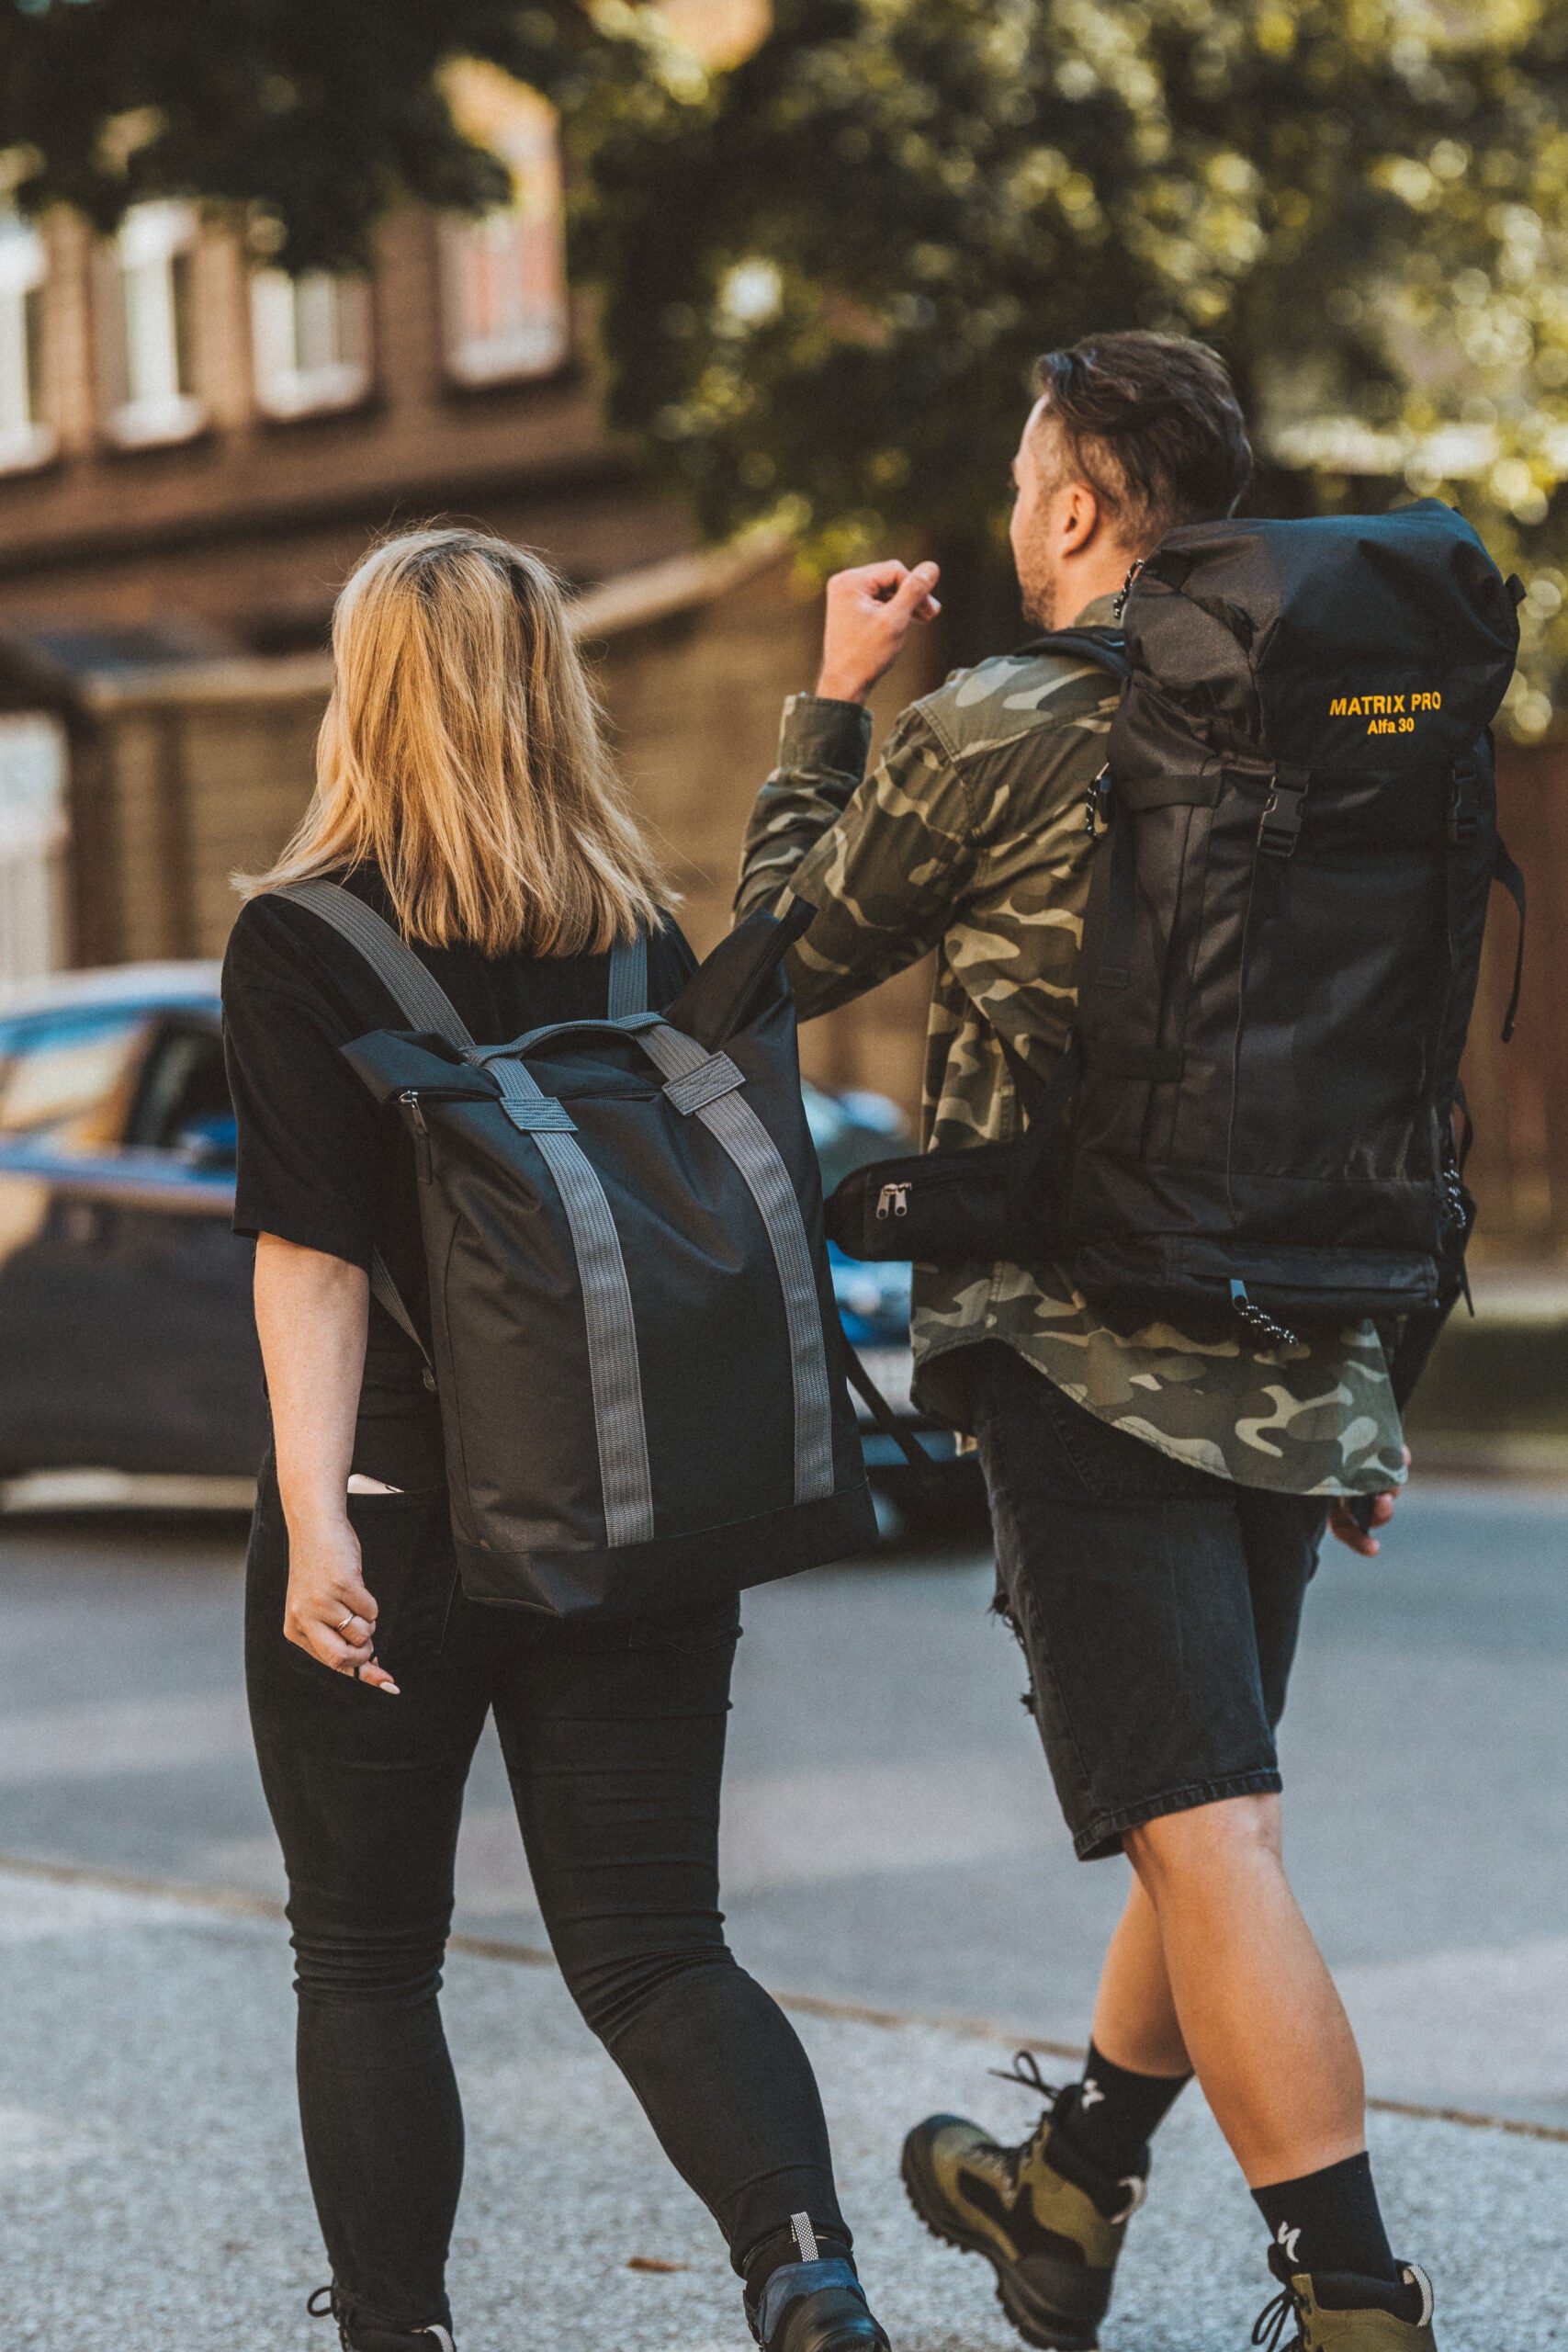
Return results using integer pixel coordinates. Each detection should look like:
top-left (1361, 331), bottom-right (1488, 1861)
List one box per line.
top-left (1085, 768), bottom-right (1112, 837)
top-left (1258, 770), bottom-right (1307, 858)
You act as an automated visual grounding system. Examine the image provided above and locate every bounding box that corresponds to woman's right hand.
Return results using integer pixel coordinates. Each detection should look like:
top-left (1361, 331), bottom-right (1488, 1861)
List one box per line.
top-left (283, 1512), bottom-right (400, 1693)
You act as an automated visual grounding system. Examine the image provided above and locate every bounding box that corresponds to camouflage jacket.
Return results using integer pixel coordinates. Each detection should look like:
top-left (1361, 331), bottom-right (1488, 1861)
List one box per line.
top-left (736, 594), bottom-right (1405, 1497)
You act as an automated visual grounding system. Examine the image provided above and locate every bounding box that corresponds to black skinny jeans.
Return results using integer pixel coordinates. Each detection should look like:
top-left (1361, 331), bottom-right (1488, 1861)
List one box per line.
top-left (244, 1382), bottom-right (845, 2338)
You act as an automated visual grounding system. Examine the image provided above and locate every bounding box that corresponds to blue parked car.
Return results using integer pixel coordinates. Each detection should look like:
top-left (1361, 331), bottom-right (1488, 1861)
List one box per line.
top-left (0, 965), bottom-right (971, 1521)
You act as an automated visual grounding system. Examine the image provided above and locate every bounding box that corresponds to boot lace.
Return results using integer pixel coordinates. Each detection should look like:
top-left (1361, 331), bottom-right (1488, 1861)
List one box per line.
top-left (1251, 2282), bottom-right (1303, 2351)
top-left (987, 2049), bottom-right (1064, 2179)
top-left (308, 2286), bottom-right (456, 2352)
top-left (308, 2287), bottom-right (350, 2351)
top-left (987, 2048), bottom-right (1146, 2228)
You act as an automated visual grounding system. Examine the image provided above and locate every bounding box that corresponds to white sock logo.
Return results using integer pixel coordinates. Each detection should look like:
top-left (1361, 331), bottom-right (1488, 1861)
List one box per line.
top-left (1276, 2223), bottom-right (1303, 2266)
top-left (1079, 2076), bottom-right (1105, 2109)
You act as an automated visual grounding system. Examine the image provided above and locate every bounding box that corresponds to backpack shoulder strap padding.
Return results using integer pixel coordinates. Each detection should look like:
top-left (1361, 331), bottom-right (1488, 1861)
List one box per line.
top-left (1013, 627), bottom-right (1133, 681)
top-left (606, 927), bottom-right (649, 1017)
top-left (275, 878), bottom-right (476, 1049)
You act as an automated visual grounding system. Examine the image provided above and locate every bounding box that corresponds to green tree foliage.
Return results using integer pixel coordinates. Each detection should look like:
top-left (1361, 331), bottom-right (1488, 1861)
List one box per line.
top-left (577, 0), bottom-right (1568, 727)
top-left (6, 0), bottom-right (1568, 718)
top-left (0, 0), bottom-right (688, 266)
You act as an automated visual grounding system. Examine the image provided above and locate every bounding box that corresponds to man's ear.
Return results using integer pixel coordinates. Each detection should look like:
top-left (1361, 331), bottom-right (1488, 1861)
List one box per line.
top-left (1059, 479), bottom-right (1102, 554)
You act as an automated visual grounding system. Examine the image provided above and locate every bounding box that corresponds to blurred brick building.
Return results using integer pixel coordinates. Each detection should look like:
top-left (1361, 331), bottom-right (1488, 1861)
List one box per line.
top-left (0, 44), bottom-right (932, 1115)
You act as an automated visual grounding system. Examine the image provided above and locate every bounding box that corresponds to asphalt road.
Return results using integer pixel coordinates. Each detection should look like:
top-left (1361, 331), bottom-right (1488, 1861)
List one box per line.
top-left (2, 1480), bottom-right (1566, 2130)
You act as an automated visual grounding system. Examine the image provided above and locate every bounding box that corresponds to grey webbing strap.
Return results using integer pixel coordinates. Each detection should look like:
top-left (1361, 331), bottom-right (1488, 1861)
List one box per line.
top-left (276, 879), bottom-right (475, 1049)
top-left (531, 1125), bottom-right (653, 1545)
top-left (606, 928), bottom-right (649, 1019)
top-left (662, 1051), bottom-right (745, 1116)
top-left (637, 1023), bottom-right (836, 1505)
top-left (279, 879), bottom-right (654, 1549)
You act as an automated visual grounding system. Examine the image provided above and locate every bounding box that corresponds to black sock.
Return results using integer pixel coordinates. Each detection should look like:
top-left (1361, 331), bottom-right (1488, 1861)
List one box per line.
top-left (1252, 2152), bottom-right (1397, 2284)
top-left (1058, 2041), bottom-right (1190, 2181)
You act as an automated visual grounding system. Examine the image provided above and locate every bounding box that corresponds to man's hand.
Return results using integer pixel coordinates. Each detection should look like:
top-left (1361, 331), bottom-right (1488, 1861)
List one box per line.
top-left (1327, 1445), bottom-right (1413, 1557)
top-left (816, 560), bottom-right (942, 705)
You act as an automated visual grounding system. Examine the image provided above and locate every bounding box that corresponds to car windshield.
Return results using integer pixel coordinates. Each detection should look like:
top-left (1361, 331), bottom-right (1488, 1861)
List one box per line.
top-left (0, 1007), bottom-right (153, 1151)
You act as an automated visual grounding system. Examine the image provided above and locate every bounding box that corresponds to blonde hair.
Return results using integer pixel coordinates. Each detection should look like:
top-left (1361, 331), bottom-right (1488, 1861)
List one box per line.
top-left (242, 526), bottom-right (668, 956)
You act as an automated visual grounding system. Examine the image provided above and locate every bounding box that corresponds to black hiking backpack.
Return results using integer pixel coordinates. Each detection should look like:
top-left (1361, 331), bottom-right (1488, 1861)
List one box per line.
top-left (281, 880), bottom-right (875, 1618)
top-left (828, 501), bottom-right (1524, 1387)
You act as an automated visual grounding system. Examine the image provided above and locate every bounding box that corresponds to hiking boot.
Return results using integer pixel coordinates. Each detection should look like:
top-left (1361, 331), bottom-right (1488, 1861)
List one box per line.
top-left (1251, 2245), bottom-right (1438, 2349)
top-left (743, 2218), bottom-right (891, 2352)
top-left (901, 2059), bottom-right (1145, 2350)
top-left (308, 2283), bottom-right (456, 2352)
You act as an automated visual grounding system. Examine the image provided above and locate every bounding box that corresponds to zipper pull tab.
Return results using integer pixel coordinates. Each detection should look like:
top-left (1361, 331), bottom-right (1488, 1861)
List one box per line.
top-left (400, 1091), bottom-right (433, 1182)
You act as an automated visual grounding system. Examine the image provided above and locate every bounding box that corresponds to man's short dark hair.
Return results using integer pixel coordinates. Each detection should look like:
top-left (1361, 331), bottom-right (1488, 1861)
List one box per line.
top-left (1032, 331), bottom-right (1252, 545)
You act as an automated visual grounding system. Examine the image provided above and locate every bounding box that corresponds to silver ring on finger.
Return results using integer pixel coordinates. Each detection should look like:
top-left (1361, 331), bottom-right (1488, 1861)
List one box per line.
top-left (336, 1609), bottom-right (355, 1630)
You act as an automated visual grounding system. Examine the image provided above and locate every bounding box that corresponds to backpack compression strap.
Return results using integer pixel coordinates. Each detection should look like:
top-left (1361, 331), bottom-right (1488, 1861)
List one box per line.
top-left (276, 879), bottom-right (659, 1548)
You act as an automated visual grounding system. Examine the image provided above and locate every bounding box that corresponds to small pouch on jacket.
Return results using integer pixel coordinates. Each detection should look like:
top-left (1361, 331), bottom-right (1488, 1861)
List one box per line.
top-left (825, 1139), bottom-right (1026, 1262)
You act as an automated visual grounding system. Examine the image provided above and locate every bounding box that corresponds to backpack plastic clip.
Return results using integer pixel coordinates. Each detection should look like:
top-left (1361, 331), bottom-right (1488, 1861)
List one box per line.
top-left (1258, 768), bottom-right (1308, 858)
top-left (1084, 767), bottom-right (1112, 837)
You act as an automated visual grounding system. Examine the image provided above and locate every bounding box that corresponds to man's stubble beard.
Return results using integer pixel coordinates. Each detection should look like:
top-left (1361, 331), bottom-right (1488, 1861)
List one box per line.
top-left (1018, 571), bottom-right (1065, 631)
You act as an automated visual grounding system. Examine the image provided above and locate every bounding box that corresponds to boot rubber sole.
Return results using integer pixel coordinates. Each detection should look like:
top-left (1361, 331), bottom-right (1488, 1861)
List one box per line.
top-left (899, 2132), bottom-right (1102, 2352)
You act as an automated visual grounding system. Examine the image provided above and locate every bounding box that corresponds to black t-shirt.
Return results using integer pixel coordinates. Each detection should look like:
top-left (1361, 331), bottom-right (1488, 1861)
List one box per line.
top-left (222, 866), bottom-right (696, 1374)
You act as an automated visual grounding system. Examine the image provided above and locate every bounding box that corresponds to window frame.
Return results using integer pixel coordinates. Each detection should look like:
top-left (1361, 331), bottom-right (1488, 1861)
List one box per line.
top-left (103, 199), bottom-right (207, 451)
top-left (249, 266), bottom-right (374, 422)
top-left (0, 208), bottom-right (53, 475)
top-left (439, 91), bottom-right (570, 390)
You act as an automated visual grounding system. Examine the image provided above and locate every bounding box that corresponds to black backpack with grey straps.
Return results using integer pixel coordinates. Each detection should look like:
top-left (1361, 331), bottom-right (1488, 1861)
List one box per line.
top-left (282, 879), bottom-right (874, 1618)
top-left (829, 502), bottom-right (1524, 1381)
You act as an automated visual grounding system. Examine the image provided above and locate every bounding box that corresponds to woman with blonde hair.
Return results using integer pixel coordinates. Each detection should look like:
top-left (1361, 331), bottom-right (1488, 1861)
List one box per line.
top-left (222, 528), bottom-right (890, 2352)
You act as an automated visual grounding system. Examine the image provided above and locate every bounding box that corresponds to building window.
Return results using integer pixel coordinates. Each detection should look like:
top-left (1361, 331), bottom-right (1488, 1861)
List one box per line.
top-left (0, 209), bottom-right (51, 474)
top-left (440, 74), bottom-right (569, 387)
top-left (0, 712), bottom-right (69, 989)
top-left (250, 268), bottom-right (372, 419)
top-left (105, 199), bottom-right (204, 447)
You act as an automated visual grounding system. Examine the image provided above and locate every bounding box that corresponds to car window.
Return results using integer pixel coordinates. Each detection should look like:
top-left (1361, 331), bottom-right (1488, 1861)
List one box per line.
top-left (0, 1008), bottom-right (154, 1150)
top-left (126, 1024), bottom-right (234, 1159)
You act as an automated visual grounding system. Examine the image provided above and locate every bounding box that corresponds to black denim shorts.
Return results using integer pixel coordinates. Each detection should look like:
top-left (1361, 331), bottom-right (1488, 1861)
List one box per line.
top-left (966, 1342), bottom-right (1328, 1861)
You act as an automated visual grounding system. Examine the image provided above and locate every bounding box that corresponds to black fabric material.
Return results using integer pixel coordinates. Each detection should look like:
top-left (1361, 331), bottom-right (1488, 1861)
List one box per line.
top-left (826, 509), bottom-right (1520, 1410)
top-left (1252, 2152), bottom-right (1398, 2288)
top-left (226, 873), bottom-right (875, 1617)
top-left (966, 1343), bottom-right (1325, 1861)
top-left (1065, 2044), bottom-right (1190, 2183)
top-left (246, 1428), bottom-right (846, 2340)
top-left (222, 865), bottom-right (696, 1365)
top-left (1062, 503), bottom-right (1518, 1344)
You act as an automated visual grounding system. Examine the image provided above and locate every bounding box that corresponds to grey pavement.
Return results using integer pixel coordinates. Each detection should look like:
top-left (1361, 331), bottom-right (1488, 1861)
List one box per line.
top-left (4, 1866), bottom-right (1565, 2352)
top-left (3, 1483), bottom-right (1568, 2132)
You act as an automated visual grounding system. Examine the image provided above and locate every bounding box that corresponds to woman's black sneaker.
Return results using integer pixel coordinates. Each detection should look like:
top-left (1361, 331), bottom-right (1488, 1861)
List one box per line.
top-left (308, 2283), bottom-right (457, 2352)
top-left (743, 2215), bottom-right (892, 2352)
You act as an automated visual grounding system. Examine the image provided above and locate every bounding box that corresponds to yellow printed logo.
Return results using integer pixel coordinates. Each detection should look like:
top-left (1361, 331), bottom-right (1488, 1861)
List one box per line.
top-left (1328, 690), bottom-right (1442, 737)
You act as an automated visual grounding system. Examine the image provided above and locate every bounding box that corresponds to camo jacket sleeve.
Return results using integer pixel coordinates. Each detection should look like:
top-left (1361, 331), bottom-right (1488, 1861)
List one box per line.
top-left (736, 692), bottom-right (977, 1019)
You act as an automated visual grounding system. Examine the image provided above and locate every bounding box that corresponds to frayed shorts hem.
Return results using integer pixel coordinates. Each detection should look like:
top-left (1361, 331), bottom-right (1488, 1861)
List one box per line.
top-left (1073, 1769), bottom-right (1283, 1862)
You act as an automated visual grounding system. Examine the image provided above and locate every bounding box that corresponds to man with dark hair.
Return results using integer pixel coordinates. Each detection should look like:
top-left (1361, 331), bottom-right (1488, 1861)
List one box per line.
top-left (736, 332), bottom-right (1438, 2348)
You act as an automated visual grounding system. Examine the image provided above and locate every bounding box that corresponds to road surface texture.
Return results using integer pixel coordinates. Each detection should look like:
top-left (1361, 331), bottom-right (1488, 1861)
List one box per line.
top-left (2, 1867), bottom-right (1562, 2352)
top-left (1, 1483), bottom-right (1565, 2346)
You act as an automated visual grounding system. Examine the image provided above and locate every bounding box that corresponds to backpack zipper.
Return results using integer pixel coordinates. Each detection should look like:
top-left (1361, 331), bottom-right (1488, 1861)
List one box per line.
top-left (400, 1091), bottom-right (433, 1182)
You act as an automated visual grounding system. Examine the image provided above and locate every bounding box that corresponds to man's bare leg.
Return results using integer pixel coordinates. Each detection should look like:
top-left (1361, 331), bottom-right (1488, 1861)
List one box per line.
top-left (1088, 1872), bottom-right (1190, 2080)
top-left (1115, 1792), bottom-right (1364, 2187)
